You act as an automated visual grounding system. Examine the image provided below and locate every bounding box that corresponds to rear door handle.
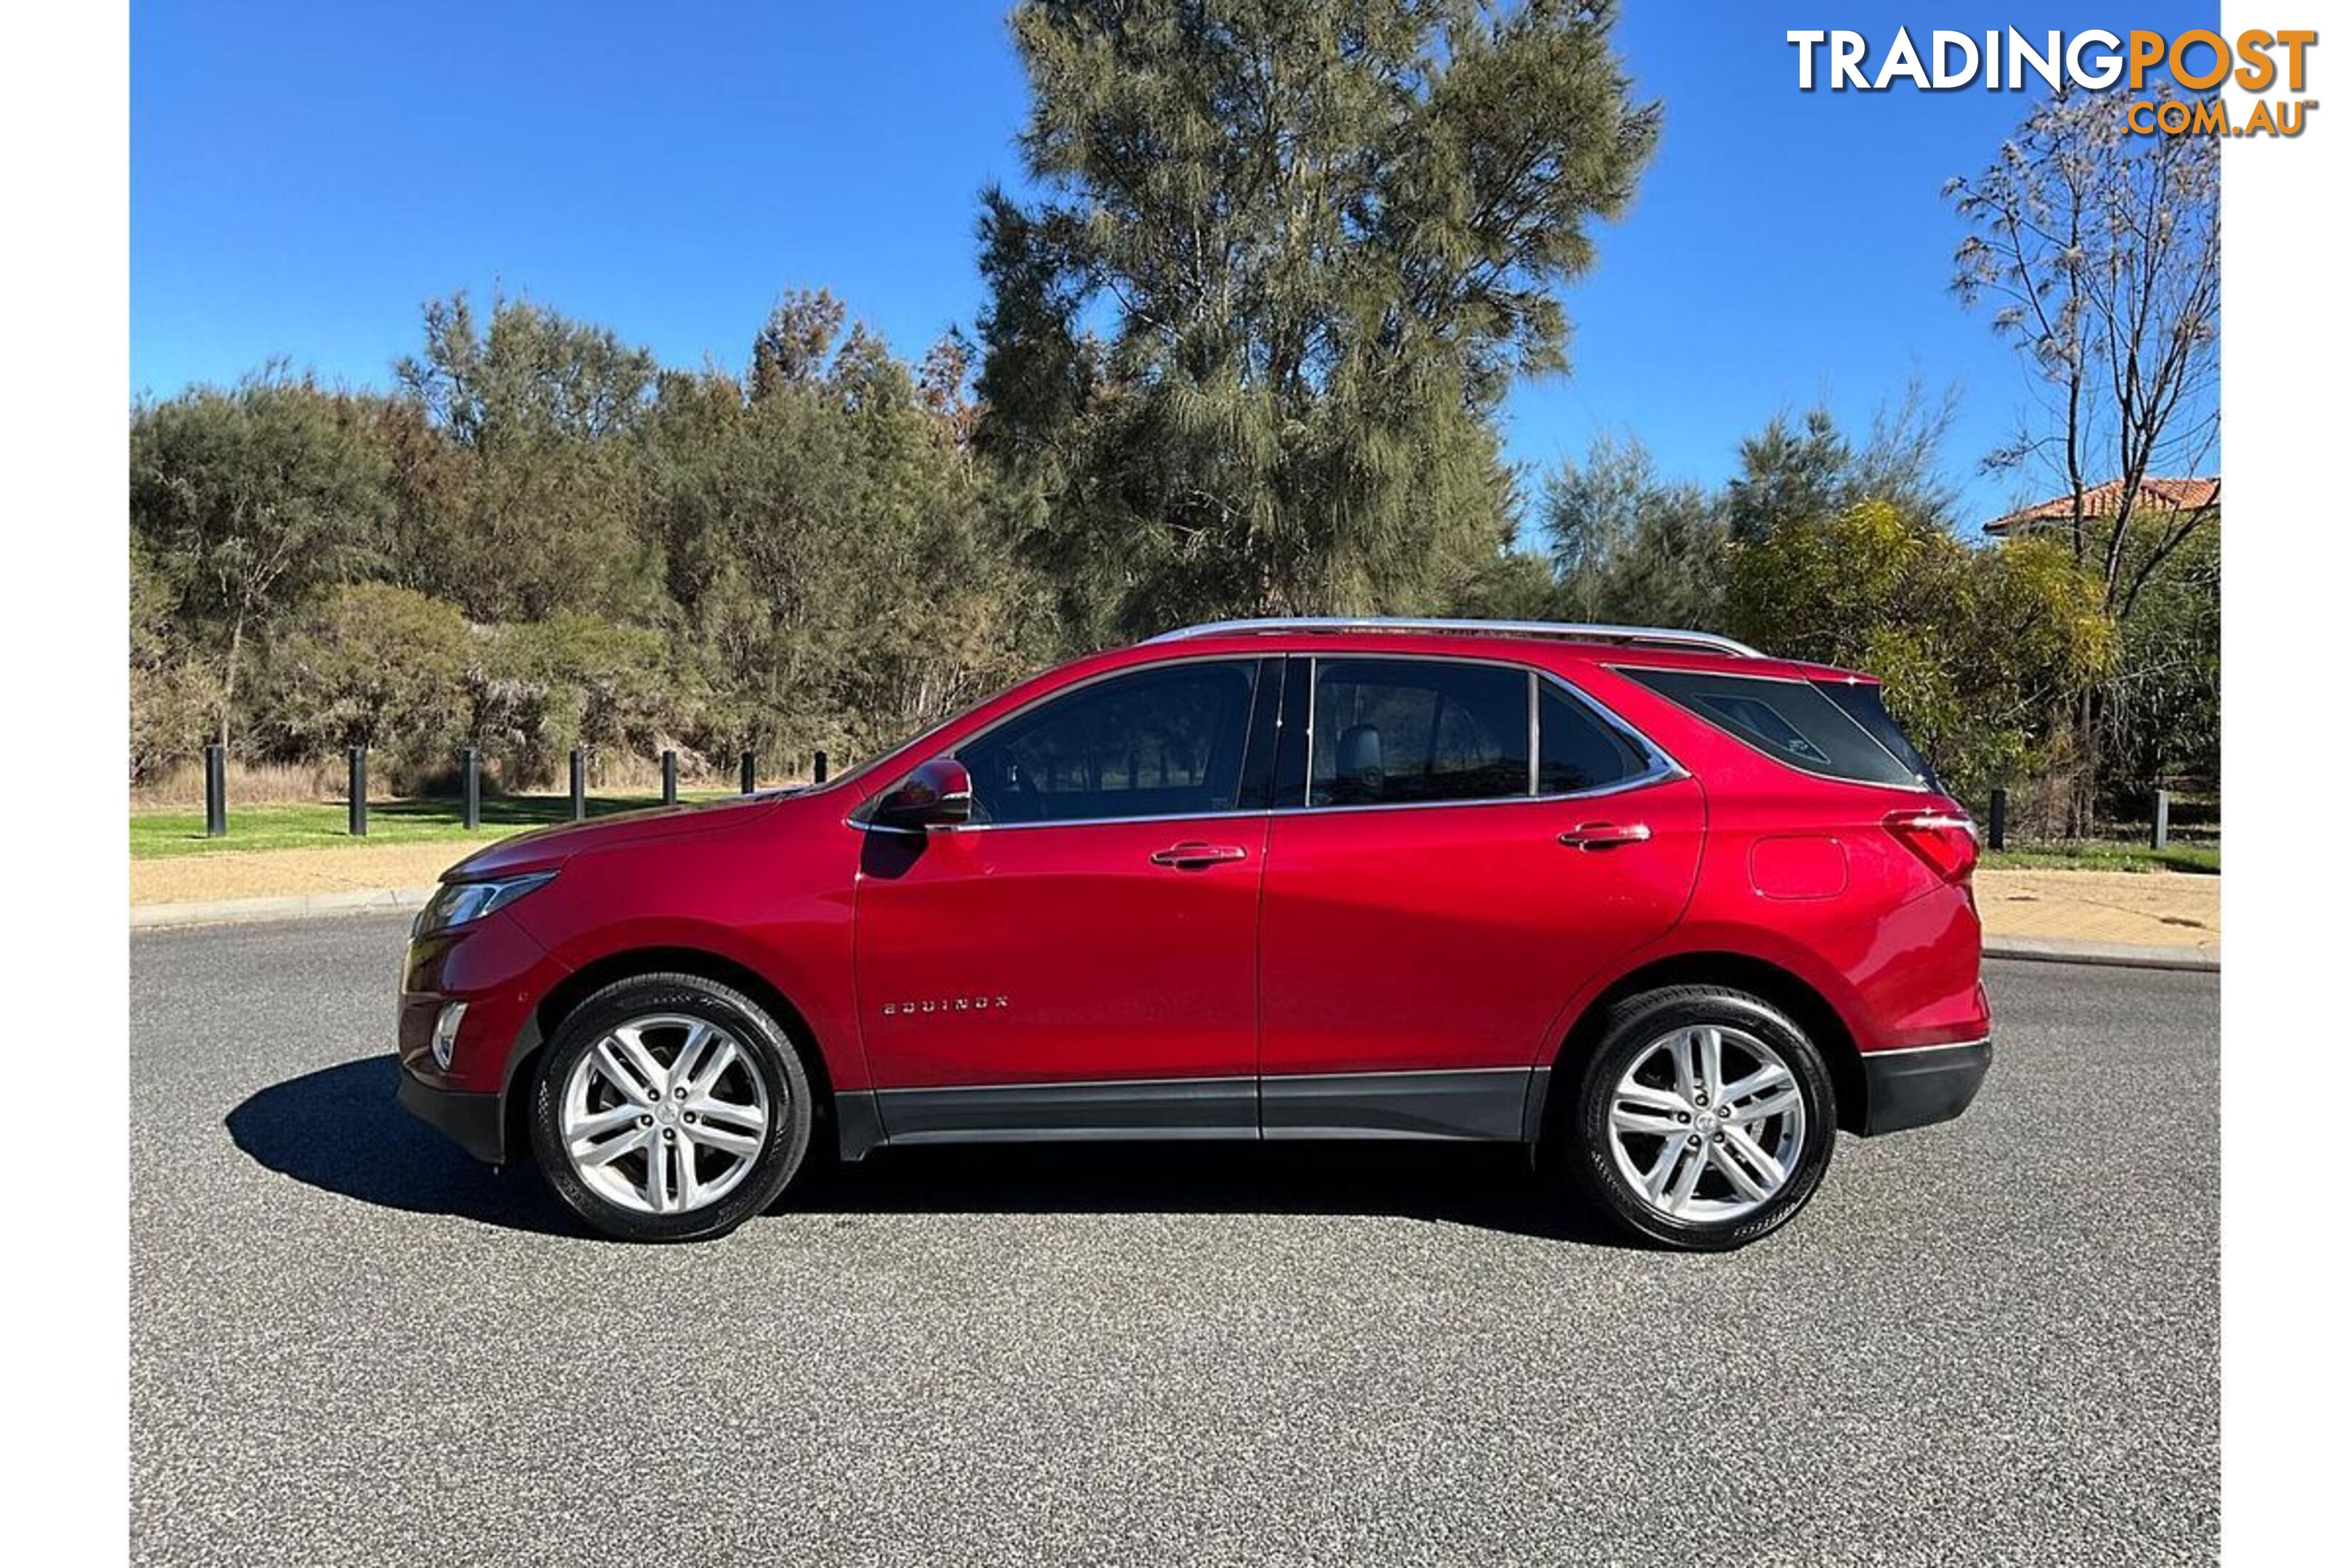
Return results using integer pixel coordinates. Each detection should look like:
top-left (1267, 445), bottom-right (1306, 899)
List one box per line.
top-left (1557, 822), bottom-right (1652, 851)
top-left (1150, 842), bottom-right (1249, 868)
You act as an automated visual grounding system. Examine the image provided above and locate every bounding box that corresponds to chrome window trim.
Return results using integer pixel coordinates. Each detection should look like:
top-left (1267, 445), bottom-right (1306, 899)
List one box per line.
top-left (1604, 662), bottom-right (1938, 794)
top-left (853, 648), bottom-right (1690, 835)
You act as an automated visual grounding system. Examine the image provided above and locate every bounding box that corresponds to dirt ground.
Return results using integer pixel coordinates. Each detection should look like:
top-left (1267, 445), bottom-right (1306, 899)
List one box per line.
top-left (1973, 868), bottom-right (2220, 952)
top-left (129, 843), bottom-right (474, 907)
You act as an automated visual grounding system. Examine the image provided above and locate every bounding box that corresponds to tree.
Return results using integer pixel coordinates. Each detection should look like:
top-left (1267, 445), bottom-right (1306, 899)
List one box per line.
top-left (129, 367), bottom-right (391, 748)
top-left (1946, 81), bottom-right (2218, 621)
top-left (475, 613), bottom-right (686, 788)
top-left (393, 292), bottom-right (663, 623)
top-left (129, 541), bottom-right (222, 784)
top-left (1725, 499), bottom-right (2112, 802)
top-left (1540, 433), bottom-right (1724, 626)
top-left (1723, 386), bottom-right (1959, 544)
top-left (1947, 84), bottom-right (2217, 820)
top-left (976, 0), bottom-right (1659, 636)
top-left (643, 303), bottom-right (1050, 764)
top-left (2102, 516), bottom-right (2218, 789)
top-left (258, 584), bottom-right (473, 780)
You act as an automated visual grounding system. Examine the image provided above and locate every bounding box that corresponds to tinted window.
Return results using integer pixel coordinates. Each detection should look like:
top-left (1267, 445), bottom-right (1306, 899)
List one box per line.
top-left (1310, 658), bottom-right (1528, 807)
top-left (1817, 680), bottom-right (1939, 790)
top-left (955, 661), bottom-right (1260, 824)
top-left (1538, 682), bottom-right (1646, 794)
top-left (1620, 669), bottom-right (1920, 788)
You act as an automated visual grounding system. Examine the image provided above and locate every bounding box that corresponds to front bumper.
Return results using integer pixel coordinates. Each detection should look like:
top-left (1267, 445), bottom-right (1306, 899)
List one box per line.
top-left (1858, 1037), bottom-right (1991, 1135)
top-left (394, 907), bottom-right (565, 1166)
top-left (396, 1069), bottom-right (507, 1164)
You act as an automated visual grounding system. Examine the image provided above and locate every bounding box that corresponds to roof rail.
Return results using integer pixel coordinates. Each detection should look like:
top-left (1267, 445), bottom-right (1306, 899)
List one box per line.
top-left (1144, 616), bottom-right (1765, 658)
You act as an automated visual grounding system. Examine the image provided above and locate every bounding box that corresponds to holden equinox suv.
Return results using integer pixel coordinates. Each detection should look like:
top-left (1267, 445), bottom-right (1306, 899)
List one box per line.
top-left (397, 618), bottom-right (1990, 1249)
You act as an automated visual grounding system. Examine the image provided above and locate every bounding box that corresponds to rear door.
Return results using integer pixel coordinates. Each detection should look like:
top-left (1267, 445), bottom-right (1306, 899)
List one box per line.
top-left (1254, 655), bottom-right (1704, 1138)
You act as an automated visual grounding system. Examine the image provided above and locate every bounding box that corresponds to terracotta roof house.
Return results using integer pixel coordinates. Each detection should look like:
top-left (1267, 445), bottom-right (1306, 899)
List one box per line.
top-left (1984, 475), bottom-right (2219, 538)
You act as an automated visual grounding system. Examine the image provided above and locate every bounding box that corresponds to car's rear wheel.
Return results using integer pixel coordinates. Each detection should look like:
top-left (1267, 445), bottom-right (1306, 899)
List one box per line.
top-left (527, 973), bottom-right (812, 1243)
top-left (1564, 985), bottom-right (1836, 1251)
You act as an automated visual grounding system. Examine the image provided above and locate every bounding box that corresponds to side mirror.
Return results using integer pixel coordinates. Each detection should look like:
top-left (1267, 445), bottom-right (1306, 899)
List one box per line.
top-left (872, 758), bottom-right (973, 830)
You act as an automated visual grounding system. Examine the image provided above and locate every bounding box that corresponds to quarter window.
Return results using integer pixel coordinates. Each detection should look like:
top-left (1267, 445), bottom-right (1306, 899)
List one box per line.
top-left (1618, 668), bottom-right (1922, 788)
top-left (954, 661), bottom-right (1261, 825)
top-left (1539, 682), bottom-right (1645, 794)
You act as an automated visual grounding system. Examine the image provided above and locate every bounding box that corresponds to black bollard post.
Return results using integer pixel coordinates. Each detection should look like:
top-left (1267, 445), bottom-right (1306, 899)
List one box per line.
top-left (740, 751), bottom-right (756, 795)
top-left (662, 749), bottom-right (678, 807)
top-left (461, 748), bottom-right (481, 831)
top-left (203, 743), bottom-right (227, 838)
top-left (348, 746), bottom-right (368, 837)
top-left (1986, 788), bottom-right (2006, 852)
top-left (813, 749), bottom-right (828, 785)
top-left (569, 748), bottom-right (587, 822)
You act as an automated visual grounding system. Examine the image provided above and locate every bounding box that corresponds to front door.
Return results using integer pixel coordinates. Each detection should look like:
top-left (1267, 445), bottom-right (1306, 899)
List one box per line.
top-left (1255, 655), bottom-right (1704, 1138)
top-left (853, 656), bottom-right (1279, 1139)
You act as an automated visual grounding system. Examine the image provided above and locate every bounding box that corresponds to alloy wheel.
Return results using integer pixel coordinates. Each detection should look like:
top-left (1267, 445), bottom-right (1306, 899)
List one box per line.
top-left (559, 1013), bottom-right (773, 1215)
top-left (1605, 1024), bottom-right (1806, 1222)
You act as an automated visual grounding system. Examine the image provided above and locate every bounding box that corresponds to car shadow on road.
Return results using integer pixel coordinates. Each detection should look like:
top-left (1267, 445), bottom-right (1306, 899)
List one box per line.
top-left (788, 1140), bottom-right (1620, 1244)
top-left (228, 1058), bottom-right (1625, 1246)
top-left (226, 1057), bottom-right (583, 1237)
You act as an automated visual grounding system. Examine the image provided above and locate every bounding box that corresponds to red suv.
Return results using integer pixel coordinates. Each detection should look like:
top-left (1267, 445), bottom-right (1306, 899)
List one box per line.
top-left (396, 619), bottom-right (1990, 1249)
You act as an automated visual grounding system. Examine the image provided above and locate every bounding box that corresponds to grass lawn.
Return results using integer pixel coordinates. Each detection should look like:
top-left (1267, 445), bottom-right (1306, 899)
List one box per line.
top-left (129, 791), bottom-right (738, 859)
top-left (1982, 841), bottom-right (2221, 875)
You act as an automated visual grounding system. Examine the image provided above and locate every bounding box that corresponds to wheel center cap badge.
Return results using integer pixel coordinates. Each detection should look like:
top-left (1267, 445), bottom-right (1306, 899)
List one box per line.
top-left (1696, 1112), bottom-right (1719, 1135)
top-left (653, 1102), bottom-right (677, 1125)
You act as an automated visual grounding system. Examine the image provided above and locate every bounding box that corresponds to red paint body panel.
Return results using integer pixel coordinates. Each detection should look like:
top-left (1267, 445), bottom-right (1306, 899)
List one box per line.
top-left (397, 627), bottom-right (1990, 1143)
top-left (852, 814), bottom-right (1267, 1087)
top-left (1257, 777), bottom-right (1705, 1074)
top-left (497, 799), bottom-right (873, 1090)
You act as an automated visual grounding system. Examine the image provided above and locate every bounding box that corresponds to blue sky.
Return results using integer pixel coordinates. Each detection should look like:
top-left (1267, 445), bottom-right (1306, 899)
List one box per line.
top-left (133, 2), bottom-right (2216, 533)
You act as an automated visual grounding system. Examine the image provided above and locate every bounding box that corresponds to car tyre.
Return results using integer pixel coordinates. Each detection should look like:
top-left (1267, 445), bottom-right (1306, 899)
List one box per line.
top-left (1562, 984), bottom-right (1836, 1251)
top-left (528, 973), bottom-right (813, 1243)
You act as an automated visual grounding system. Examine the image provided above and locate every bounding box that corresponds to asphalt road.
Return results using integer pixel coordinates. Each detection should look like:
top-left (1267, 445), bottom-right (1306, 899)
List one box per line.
top-left (131, 915), bottom-right (2218, 1566)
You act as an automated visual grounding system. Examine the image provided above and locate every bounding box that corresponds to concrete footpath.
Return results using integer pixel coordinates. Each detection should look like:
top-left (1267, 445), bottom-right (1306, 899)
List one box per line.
top-left (129, 843), bottom-right (2220, 971)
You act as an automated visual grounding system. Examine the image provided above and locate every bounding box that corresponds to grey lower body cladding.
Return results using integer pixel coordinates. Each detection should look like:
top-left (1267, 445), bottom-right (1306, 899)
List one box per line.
top-left (833, 1067), bottom-right (1548, 1161)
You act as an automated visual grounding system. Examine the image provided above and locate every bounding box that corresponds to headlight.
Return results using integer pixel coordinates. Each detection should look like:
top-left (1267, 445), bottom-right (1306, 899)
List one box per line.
top-left (412, 872), bottom-right (556, 939)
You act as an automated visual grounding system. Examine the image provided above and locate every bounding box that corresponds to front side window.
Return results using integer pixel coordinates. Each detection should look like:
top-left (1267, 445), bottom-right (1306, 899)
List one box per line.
top-left (954, 660), bottom-right (1261, 825)
top-left (1309, 658), bottom-right (1529, 807)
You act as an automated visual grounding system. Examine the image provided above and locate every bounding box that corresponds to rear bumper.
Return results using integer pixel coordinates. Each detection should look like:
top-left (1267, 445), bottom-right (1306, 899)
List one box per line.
top-left (1858, 1036), bottom-right (1990, 1135)
top-left (396, 1068), bottom-right (507, 1164)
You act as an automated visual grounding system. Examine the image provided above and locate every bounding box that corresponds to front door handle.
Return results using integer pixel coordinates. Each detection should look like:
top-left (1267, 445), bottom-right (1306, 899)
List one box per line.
top-left (1557, 821), bottom-right (1652, 851)
top-left (1150, 842), bottom-right (1249, 868)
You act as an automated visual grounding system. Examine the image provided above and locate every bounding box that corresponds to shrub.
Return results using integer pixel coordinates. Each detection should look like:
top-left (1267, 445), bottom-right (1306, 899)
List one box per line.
top-left (256, 584), bottom-right (473, 785)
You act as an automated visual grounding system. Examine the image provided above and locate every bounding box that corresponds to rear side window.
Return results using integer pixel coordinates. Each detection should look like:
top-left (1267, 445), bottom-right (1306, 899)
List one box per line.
top-left (1310, 658), bottom-right (1527, 806)
top-left (1619, 669), bottom-right (1925, 788)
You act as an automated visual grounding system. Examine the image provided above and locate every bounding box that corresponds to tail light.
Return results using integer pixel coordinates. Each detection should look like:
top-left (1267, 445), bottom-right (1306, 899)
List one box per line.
top-left (1885, 809), bottom-right (1979, 886)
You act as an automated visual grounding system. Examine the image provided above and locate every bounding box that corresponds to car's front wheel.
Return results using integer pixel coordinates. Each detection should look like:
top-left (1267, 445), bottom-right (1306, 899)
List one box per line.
top-left (1564, 985), bottom-right (1836, 1251)
top-left (526, 973), bottom-right (812, 1243)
